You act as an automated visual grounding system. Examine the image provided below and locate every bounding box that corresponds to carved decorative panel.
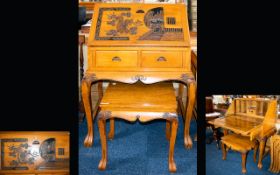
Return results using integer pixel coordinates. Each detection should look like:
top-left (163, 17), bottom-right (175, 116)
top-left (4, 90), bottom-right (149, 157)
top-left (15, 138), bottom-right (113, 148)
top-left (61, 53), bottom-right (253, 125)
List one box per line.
top-left (0, 132), bottom-right (69, 174)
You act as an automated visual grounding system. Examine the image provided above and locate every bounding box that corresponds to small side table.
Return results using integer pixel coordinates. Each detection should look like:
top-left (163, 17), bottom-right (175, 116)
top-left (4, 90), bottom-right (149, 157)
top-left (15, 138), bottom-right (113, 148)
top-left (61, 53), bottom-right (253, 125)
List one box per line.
top-left (269, 134), bottom-right (280, 173)
top-left (97, 82), bottom-right (179, 172)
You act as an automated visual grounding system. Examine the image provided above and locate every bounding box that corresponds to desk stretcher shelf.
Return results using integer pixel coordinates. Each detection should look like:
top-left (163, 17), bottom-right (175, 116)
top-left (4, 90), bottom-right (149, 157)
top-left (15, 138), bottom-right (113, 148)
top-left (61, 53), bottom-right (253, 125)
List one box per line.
top-left (96, 82), bottom-right (179, 172)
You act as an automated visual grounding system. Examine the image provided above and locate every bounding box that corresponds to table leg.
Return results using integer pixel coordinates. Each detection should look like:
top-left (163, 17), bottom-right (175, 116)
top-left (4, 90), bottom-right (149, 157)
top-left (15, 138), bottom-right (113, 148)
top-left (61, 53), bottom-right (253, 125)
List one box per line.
top-left (223, 129), bottom-right (228, 136)
top-left (221, 142), bottom-right (227, 160)
top-left (79, 36), bottom-right (85, 81)
top-left (253, 141), bottom-right (259, 162)
top-left (81, 74), bottom-right (96, 147)
top-left (105, 83), bottom-right (116, 140)
top-left (184, 82), bottom-right (196, 149)
top-left (166, 121), bottom-right (171, 140)
top-left (178, 84), bottom-right (185, 118)
top-left (108, 118), bottom-right (115, 140)
top-left (258, 137), bottom-right (267, 169)
top-left (98, 82), bottom-right (103, 98)
top-left (79, 99), bottom-right (85, 123)
top-left (242, 152), bottom-right (248, 173)
top-left (213, 127), bottom-right (223, 149)
top-left (169, 119), bottom-right (178, 172)
top-left (79, 36), bottom-right (85, 123)
top-left (98, 118), bottom-right (107, 170)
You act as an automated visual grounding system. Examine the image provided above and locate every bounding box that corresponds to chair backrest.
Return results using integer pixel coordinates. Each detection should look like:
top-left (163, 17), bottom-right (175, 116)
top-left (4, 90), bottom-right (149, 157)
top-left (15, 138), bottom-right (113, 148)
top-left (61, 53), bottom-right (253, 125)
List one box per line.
top-left (79, 6), bottom-right (87, 27)
top-left (206, 96), bottom-right (213, 113)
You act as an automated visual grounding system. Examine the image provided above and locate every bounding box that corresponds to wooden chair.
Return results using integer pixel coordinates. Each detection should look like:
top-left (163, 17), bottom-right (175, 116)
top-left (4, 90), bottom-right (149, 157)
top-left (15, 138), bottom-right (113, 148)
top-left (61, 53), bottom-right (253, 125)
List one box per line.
top-left (221, 134), bottom-right (259, 174)
top-left (78, 34), bottom-right (86, 123)
top-left (205, 96), bottom-right (223, 147)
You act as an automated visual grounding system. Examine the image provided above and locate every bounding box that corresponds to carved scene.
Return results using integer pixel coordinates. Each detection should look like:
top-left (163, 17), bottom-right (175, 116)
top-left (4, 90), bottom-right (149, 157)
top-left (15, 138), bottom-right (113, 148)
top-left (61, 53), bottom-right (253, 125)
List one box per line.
top-left (106, 12), bottom-right (142, 36)
top-left (95, 7), bottom-right (184, 41)
top-left (1, 138), bottom-right (38, 170)
top-left (138, 7), bottom-right (184, 41)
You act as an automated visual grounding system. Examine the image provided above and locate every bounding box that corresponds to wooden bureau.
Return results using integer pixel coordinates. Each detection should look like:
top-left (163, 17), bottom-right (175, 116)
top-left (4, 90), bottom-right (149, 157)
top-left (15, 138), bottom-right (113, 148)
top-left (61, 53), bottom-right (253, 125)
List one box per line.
top-left (212, 98), bottom-right (278, 169)
top-left (81, 3), bottom-right (196, 149)
top-left (0, 132), bottom-right (69, 175)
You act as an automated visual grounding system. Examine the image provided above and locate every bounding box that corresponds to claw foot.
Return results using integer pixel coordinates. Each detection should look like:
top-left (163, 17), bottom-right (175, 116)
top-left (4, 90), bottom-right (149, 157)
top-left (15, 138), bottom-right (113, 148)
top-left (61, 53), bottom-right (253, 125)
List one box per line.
top-left (184, 135), bottom-right (193, 149)
top-left (98, 159), bottom-right (107, 170)
top-left (169, 159), bottom-right (177, 173)
top-left (257, 163), bottom-right (263, 169)
top-left (84, 133), bottom-right (93, 147)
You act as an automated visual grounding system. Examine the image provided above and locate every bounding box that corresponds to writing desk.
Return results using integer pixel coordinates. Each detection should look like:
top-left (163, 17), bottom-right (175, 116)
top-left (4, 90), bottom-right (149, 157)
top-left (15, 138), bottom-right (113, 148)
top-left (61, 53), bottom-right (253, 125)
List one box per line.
top-left (212, 98), bottom-right (278, 169)
top-left (81, 3), bottom-right (196, 149)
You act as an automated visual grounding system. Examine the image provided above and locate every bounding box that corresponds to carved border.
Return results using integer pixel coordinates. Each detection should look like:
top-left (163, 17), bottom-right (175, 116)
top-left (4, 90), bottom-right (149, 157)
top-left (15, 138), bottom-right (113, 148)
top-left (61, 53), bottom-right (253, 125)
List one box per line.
top-left (97, 111), bottom-right (178, 122)
top-left (83, 73), bottom-right (197, 87)
top-left (131, 75), bottom-right (147, 82)
top-left (162, 112), bottom-right (178, 121)
top-left (98, 110), bottom-right (112, 120)
top-left (181, 74), bottom-right (196, 84)
top-left (82, 73), bottom-right (98, 85)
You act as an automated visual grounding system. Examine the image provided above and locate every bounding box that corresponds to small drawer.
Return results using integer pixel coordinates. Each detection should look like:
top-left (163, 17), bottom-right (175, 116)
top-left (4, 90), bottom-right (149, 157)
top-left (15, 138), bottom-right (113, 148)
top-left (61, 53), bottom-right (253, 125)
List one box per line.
top-left (95, 51), bottom-right (138, 67)
top-left (141, 51), bottom-right (183, 68)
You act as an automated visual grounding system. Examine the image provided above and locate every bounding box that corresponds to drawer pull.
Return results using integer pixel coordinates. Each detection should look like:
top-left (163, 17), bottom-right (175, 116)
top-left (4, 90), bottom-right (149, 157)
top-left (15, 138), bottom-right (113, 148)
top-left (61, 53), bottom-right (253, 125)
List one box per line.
top-left (112, 56), bottom-right (121, 62)
top-left (157, 56), bottom-right (167, 62)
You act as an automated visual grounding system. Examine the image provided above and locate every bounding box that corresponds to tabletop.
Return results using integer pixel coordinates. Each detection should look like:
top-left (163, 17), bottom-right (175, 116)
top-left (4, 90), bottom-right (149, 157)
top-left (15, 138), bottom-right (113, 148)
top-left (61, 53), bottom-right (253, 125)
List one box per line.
top-left (213, 115), bottom-right (263, 135)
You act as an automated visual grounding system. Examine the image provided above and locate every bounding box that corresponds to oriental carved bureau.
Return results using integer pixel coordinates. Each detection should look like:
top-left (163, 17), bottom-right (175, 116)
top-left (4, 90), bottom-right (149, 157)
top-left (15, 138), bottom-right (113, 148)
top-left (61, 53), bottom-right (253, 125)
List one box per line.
top-left (81, 3), bottom-right (196, 149)
top-left (0, 132), bottom-right (69, 175)
top-left (212, 98), bottom-right (278, 170)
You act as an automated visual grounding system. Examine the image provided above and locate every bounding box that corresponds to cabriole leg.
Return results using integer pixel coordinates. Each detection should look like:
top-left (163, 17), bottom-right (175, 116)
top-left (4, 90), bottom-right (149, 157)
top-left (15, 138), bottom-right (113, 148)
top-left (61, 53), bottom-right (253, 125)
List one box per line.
top-left (98, 118), bottom-right (107, 170)
top-left (169, 119), bottom-right (178, 172)
top-left (81, 74), bottom-right (96, 147)
top-left (184, 82), bottom-right (196, 149)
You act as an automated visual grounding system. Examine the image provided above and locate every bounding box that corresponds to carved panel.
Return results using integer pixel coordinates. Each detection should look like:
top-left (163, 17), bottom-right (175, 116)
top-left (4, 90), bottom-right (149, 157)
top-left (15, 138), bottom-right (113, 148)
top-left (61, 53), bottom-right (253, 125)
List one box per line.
top-left (39, 138), bottom-right (56, 162)
top-left (94, 6), bottom-right (184, 41)
top-left (95, 8), bottom-right (133, 41)
top-left (139, 7), bottom-right (183, 41)
top-left (0, 132), bottom-right (69, 173)
top-left (1, 138), bottom-right (38, 170)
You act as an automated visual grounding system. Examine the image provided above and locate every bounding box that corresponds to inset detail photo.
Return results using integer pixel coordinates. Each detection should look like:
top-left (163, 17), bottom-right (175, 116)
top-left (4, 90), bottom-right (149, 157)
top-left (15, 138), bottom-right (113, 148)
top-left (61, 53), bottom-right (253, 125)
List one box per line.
top-left (206, 95), bottom-right (280, 174)
top-left (0, 131), bottom-right (69, 175)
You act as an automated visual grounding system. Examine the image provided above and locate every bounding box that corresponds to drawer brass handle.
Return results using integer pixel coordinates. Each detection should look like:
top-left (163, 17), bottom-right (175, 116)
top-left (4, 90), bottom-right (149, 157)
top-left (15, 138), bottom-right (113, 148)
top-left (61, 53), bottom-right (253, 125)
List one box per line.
top-left (157, 56), bottom-right (167, 62)
top-left (112, 56), bottom-right (121, 62)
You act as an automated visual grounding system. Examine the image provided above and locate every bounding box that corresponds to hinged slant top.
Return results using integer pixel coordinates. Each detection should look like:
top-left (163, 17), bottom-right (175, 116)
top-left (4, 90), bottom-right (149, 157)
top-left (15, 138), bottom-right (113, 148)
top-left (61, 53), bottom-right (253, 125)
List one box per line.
top-left (88, 3), bottom-right (190, 47)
